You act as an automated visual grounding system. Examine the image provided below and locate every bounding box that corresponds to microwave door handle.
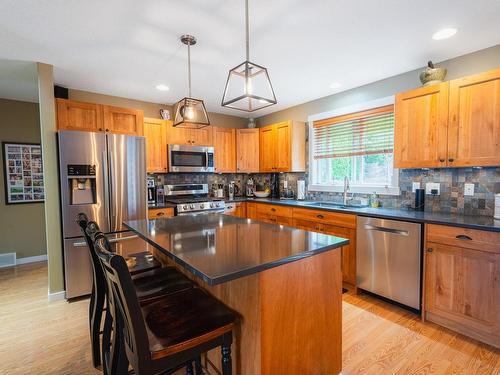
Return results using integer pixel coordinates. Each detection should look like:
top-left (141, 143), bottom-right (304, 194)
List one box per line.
top-left (205, 150), bottom-right (209, 169)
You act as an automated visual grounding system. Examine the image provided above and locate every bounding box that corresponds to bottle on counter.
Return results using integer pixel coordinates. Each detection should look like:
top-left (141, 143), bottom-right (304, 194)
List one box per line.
top-left (370, 192), bottom-right (381, 208)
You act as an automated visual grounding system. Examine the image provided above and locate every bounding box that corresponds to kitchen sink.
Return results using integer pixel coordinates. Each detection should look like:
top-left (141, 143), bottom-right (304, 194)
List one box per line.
top-left (302, 202), bottom-right (369, 209)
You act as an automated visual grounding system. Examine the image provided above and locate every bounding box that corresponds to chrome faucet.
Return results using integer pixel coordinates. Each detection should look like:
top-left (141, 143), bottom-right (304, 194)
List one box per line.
top-left (343, 177), bottom-right (350, 205)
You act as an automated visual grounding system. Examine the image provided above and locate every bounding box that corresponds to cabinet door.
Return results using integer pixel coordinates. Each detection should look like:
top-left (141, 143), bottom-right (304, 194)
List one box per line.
top-left (144, 118), bottom-right (168, 173)
top-left (447, 69), bottom-right (500, 167)
top-left (246, 202), bottom-right (257, 219)
top-left (191, 126), bottom-right (213, 146)
top-left (236, 129), bottom-right (260, 173)
top-left (259, 125), bottom-right (276, 172)
top-left (292, 218), bottom-right (321, 232)
top-left (425, 243), bottom-right (500, 342)
top-left (394, 83), bottom-right (449, 168)
top-left (103, 105), bottom-right (144, 135)
top-left (56, 99), bottom-right (103, 132)
top-left (166, 121), bottom-right (190, 145)
top-left (213, 127), bottom-right (236, 173)
top-left (321, 224), bottom-right (357, 285)
top-left (275, 121), bottom-right (291, 172)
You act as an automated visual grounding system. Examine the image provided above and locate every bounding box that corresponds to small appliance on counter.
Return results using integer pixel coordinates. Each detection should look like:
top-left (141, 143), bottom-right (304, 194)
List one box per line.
top-left (246, 177), bottom-right (255, 197)
top-left (147, 178), bottom-right (157, 205)
top-left (414, 188), bottom-right (425, 211)
top-left (270, 173), bottom-right (280, 199)
top-left (281, 180), bottom-right (294, 200)
top-left (228, 181), bottom-right (239, 200)
top-left (297, 179), bottom-right (306, 200)
top-left (156, 185), bottom-right (165, 205)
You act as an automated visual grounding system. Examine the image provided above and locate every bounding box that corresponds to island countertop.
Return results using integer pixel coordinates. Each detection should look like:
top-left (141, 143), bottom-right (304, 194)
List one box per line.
top-left (124, 214), bottom-right (348, 285)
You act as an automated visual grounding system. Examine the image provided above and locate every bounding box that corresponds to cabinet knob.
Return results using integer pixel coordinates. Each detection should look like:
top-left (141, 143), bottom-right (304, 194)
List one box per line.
top-left (427, 248), bottom-right (433, 253)
top-left (448, 158), bottom-right (454, 163)
top-left (439, 158), bottom-right (445, 163)
top-left (98, 128), bottom-right (103, 131)
top-left (317, 214), bottom-right (324, 219)
top-left (106, 128), bottom-right (109, 132)
top-left (271, 208), bottom-right (276, 212)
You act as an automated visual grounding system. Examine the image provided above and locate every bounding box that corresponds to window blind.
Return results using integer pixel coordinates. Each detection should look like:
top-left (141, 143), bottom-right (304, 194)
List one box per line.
top-left (312, 105), bottom-right (394, 159)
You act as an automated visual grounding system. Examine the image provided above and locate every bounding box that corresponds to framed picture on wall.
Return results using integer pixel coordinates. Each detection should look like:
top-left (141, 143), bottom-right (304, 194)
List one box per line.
top-left (2, 142), bottom-right (44, 204)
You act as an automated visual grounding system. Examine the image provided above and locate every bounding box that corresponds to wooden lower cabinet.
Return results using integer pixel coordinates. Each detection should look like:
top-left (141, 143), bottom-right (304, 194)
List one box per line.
top-left (224, 202), bottom-right (246, 218)
top-left (425, 224), bottom-right (500, 348)
top-left (246, 202), bottom-right (258, 219)
top-left (148, 207), bottom-right (174, 220)
top-left (256, 212), bottom-right (293, 226)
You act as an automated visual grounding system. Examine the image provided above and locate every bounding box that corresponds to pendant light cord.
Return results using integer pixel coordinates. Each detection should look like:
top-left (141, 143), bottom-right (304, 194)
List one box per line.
top-left (245, 0), bottom-right (249, 61)
top-left (187, 41), bottom-right (192, 98)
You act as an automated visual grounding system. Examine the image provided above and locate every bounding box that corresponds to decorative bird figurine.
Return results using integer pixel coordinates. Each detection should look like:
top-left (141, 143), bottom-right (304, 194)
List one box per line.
top-left (419, 60), bottom-right (447, 86)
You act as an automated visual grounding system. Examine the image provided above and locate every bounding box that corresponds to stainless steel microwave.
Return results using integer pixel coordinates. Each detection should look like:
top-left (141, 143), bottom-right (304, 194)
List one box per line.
top-left (168, 144), bottom-right (215, 173)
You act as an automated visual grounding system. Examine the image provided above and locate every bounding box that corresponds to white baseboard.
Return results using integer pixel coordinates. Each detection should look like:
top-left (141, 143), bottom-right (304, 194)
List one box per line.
top-left (16, 254), bottom-right (48, 265)
top-left (48, 290), bottom-right (66, 302)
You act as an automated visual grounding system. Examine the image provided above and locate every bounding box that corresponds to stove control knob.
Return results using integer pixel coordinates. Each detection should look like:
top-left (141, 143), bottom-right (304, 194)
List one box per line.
top-left (190, 204), bottom-right (195, 209)
top-left (216, 202), bottom-right (221, 207)
top-left (210, 203), bottom-right (215, 208)
top-left (199, 203), bottom-right (205, 209)
top-left (182, 205), bottom-right (188, 210)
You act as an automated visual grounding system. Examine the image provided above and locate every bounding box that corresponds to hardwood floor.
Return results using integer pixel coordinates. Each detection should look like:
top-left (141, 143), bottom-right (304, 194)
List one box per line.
top-left (1, 262), bottom-right (499, 374)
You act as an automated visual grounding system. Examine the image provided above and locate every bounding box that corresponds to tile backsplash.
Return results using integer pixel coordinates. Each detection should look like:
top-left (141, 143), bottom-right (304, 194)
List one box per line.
top-left (151, 167), bottom-right (500, 216)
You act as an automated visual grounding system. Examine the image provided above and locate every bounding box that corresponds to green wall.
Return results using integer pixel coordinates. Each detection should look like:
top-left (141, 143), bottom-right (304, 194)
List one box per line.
top-left (0, 98), bottom-right (46, 259)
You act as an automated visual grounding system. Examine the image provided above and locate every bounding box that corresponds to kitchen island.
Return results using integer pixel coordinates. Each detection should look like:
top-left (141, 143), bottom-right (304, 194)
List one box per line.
top-left (125, 214), bottom-right (348, 375)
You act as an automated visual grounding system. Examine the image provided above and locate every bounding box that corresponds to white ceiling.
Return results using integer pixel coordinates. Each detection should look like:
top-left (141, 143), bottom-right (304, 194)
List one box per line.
top-left (1, 0), bottom-right (500, 117)
top-left (0, 60), bottom-right (38, 103)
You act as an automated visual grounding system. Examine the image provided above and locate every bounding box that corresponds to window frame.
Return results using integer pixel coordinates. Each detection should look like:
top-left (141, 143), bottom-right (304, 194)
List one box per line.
top-left (308, 96), bottom-right (399, 195)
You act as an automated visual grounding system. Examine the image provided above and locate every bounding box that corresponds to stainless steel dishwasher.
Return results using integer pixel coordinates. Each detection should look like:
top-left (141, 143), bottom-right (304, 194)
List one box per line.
top-left (357, 216), bottom-right (422, 309)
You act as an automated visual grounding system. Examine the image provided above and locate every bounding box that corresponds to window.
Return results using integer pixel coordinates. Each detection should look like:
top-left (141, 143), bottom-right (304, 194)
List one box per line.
top-left (308, 98), bottom-right (399, 195)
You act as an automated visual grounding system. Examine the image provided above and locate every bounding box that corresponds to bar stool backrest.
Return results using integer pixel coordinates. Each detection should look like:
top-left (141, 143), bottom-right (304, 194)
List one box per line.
top-left (94, 234), bottom-right (151, 371)
top-left (77, 216), bottom-right (106, 294)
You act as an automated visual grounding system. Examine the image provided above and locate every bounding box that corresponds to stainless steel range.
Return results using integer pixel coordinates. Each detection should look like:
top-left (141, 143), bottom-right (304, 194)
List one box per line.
top-left (164, 183), bottom-right (225, 215)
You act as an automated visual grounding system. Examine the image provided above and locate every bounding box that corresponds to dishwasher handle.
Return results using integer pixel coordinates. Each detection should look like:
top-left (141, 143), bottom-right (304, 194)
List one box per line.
top-left (364, 224), bottom-right (409, 236)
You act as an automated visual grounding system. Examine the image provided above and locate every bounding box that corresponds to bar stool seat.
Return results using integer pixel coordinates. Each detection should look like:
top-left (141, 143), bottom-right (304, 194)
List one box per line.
top-left (142, 288), bottom-right (235, 357)
top-left (133, 267), bottom-right (193, 302)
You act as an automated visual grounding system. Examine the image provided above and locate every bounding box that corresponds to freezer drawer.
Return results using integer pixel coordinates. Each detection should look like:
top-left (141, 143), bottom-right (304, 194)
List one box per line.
top-left (64, 231), bottom-right (153, 299)
top-left (356, 216), bottom-right (422, 309)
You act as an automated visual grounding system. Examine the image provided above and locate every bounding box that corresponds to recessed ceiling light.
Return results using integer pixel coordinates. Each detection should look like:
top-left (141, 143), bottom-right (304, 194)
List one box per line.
top-left (155, 84), bottom-right (170, 91)
top-left (329, 82), bottom-right (342, 89)
top-left (432, 28), bottom-right (458, 40)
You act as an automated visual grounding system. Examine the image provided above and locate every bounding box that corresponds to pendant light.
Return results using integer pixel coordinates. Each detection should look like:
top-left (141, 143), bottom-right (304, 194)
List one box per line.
top-left (221, 0), bottom-right (277, 112)
top-left (173, 35), bottom-right (210, 128)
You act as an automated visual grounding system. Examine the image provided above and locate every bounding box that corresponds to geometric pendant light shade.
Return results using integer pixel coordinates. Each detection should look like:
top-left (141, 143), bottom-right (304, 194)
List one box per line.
top-left (173, 35), bottom-right (210, 128)
top-left (221, 0), bottom-right (277, 112)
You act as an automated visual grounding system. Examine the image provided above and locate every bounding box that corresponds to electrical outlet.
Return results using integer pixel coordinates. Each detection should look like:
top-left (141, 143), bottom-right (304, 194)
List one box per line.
top-left (425, 182), bottom-right (440, 195)
top-left (412, 182), bottom-right (421, 192)
top-left (464, 183), bottom-right (475, 196)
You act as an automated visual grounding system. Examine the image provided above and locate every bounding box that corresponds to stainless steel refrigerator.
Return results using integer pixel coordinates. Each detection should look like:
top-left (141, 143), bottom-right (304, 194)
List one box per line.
top-left (58, 131), bottom-right (148, 299)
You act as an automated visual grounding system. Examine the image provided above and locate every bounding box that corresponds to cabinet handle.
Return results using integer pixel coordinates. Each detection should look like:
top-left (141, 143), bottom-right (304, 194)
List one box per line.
top-left (427, 248), bottom-right (433, 253)
top-left (448, 158), bottom-right (454, 163)
top-left (271, 208), bottom-right (276, 212)
top-left (106, 128), bottom-right (109, 132)
top-left (156, 212), bottom-right (165, 217)
top-left (317, 214), bottom-right (324, 219)
top-left (439, 158), bottom-right (445, 163)
top-left (98, 127), bottom-right (103, 131)
top-left (456, 234), bottom-right (472, 241)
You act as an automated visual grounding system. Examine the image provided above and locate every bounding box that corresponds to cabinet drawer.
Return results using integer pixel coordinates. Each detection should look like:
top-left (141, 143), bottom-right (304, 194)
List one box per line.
top-left (292, 218), bottom-right (321, 232)
top-left (292, 208), bottom-right (356, 229)
top-left (256, 203), bottom-right (292, 218)
top-left (257, 213), bottom-right (292, 226)
top-left (426, 224), bottom-right (500, 254)
top-left (148, 207), bottom-right (174, 220)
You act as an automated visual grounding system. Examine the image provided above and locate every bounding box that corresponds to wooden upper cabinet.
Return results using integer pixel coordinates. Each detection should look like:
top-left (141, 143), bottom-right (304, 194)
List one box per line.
top-left (394, 83), bottom-right (449, 168)
top-left (102, 105), bottom-right (144, 136)
top-left (143, 118), bottom-right (168, 173)
top-left (166, 122), bottom-right (213, 146)
top-left (56, 99), bottom-right (103, 132)
top-left (259, 126), bottom-right (276, 172)
top-left (236, 129), bottom-right (259, 173)
top-left (447, 69), bottom-right (500, 167)
top-left (259, 120), bottom-right (305, 173)
top-left (213, 127), bottom-right (236, 173)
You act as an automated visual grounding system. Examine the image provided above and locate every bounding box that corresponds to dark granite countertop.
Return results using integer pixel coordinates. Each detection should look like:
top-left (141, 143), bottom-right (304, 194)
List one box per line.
top-left (224, 197), bottom-right (500, 232)
top-left (124, 215), bottom-right (347, 285)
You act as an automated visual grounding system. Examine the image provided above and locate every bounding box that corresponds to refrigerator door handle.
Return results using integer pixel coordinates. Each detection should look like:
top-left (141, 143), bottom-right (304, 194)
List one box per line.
top-left (109, 235), bottom-right (138, 243)
top-left (73, 241), bottom-right (88, 247)
top-left (102, 151), bottom-right (109, 219)
top-left (108, 150), bottom-right (116, 222)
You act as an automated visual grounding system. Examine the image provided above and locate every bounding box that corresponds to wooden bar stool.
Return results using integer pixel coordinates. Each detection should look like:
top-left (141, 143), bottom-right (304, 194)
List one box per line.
top-left (76, 214), bottom-right (193, 372)
top-left (94, 234), bottom-right (236, 375)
